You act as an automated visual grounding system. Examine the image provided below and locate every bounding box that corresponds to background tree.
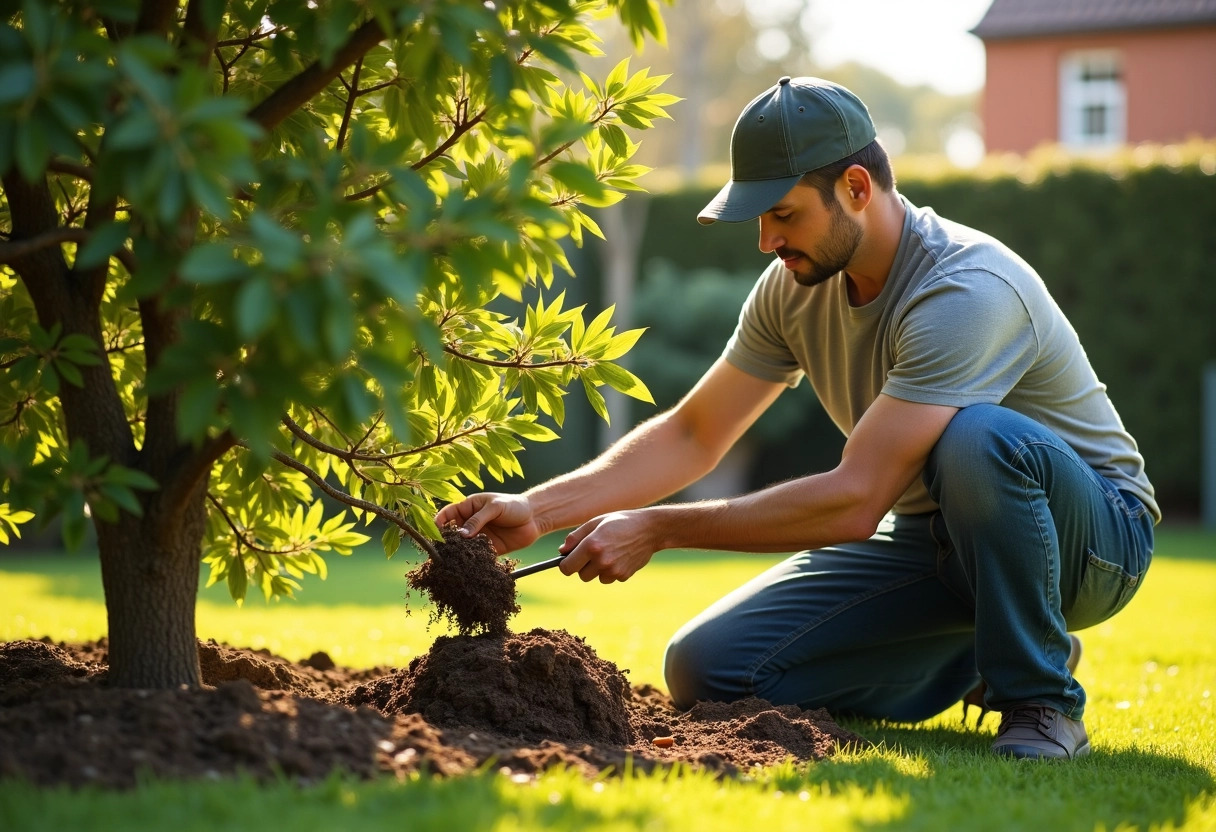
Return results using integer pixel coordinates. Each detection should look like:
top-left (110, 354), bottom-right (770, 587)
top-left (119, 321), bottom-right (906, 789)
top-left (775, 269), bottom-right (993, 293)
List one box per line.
top-left (0, 0), bottom-right (676, 689)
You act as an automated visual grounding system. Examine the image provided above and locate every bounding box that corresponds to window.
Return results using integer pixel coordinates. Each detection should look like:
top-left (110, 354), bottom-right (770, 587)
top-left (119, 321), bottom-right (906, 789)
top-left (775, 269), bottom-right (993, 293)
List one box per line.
top-left (1059, 51), bottom-right (1126, 148)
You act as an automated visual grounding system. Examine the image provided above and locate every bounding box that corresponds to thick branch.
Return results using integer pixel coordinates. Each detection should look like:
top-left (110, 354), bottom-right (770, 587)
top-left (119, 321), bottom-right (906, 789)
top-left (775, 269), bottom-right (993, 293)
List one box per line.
top-left (3, 171), bottom-right (137, 466)
top-left (49, 159), bottom-right (93, 181)
top-left (269, 448), bottom-right (439, 559)
top-left (247, 18), bottom-right (387, 133)
top-left (135, 0), bottom-right (177, 36)
top-left (158, 431), bottom-right (237, 518)
top-left (181, 0), bottom-right (219, 65)
top-left (0, 227), bottom-right (88, 263)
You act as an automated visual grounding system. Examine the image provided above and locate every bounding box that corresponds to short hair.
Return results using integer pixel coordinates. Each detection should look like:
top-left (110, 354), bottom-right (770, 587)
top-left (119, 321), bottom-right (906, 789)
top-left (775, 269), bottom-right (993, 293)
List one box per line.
top-left (798, 140), bottom-right (895, 204)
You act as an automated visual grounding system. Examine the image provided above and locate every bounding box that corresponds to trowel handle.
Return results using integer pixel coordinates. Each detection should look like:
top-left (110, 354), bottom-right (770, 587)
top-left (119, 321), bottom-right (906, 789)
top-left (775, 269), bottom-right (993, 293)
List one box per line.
top-left (511, 554), bottom-right (566, 579)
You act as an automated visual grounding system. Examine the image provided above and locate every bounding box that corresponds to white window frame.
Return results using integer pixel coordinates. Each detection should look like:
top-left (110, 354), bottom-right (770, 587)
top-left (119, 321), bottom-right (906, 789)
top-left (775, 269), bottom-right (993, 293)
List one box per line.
top-left (1059, 50), bottom-right (1126, 149)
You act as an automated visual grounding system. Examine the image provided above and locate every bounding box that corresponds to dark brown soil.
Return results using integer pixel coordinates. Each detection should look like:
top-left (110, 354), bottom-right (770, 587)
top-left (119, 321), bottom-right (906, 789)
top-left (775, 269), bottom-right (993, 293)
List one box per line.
top-left (405, 524), bottom-right (519, 636)
top-left (0, 632), bottom-right (869, 789)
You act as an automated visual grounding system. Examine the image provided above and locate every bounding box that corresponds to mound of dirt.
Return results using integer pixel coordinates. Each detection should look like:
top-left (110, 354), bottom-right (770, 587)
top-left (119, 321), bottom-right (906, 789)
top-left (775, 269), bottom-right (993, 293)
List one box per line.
top-left (0, 633), bottom-right (869, 789)
top-left (405, 524), bottom-right (519, 636)
top-left (344, 629), bottom-right (632, 745)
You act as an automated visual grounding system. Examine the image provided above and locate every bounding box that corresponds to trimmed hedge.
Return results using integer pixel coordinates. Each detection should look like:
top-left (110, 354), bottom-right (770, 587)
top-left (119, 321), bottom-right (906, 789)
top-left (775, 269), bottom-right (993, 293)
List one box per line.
top-left (608, 145), bottom-right (1216, 514)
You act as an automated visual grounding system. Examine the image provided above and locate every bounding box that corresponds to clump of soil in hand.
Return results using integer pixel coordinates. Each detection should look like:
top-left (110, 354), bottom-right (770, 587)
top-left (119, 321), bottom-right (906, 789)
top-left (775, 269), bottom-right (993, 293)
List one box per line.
top-left (405, 523), bottom-right (519, 636)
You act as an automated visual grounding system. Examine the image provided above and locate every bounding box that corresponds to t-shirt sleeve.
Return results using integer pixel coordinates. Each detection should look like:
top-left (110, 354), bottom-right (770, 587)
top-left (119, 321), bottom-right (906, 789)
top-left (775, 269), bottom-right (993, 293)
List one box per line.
top-left (882, 271), bottom-right (1038, 407)
top-left (722, 262), bottom-right (804, 386)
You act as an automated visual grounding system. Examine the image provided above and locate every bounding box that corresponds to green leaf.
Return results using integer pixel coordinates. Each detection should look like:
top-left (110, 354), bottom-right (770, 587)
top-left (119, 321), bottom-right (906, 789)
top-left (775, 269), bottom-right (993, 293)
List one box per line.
top-left (549, 161), bottom-right (606, 200)
top-left (235, 276), bottom-right (276, 339)
top-left (181, 242), bottom-right (246, 284)
top-left (581, 375), bottom-right (609, 422)
top-left (590, 361), bottom-right (653, 403)
top-left (0, 64), bottom-right (36, 105)
top-left (75, 221), bottom-right (130, 270)
top-left (227, 557), bottom-right (248, 603)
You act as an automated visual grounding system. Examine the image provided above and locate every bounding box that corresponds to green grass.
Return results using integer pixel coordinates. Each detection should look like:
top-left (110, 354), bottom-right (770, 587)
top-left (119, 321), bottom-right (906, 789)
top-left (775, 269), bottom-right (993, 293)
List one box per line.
top-left (2, 525), bottom-right (1215, 831)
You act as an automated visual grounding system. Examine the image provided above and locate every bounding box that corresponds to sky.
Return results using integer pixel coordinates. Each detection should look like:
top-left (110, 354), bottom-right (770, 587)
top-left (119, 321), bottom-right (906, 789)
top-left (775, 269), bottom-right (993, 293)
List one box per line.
top-left (765, 0), bottom-right (996, 96)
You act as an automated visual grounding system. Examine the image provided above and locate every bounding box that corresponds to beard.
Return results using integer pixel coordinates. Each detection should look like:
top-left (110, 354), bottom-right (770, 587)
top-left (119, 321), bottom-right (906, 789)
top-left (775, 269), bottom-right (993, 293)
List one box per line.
top-left (778, 197), bottom-right (864, 288)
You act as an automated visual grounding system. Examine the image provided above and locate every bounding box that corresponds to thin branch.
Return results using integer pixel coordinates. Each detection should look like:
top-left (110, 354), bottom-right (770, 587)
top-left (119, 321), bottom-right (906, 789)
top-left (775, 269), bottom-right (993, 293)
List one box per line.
top-left (442, 343), bottom-right (591, 370)
top-left (534, 102), bottom-right (613, 169)
top-left (412, 108), bottom-right (488, 171)
top-left (344, 179), bottom-right (388, 202)
top-left (354, 77), bottom-right (400, 97)
top-left (282, 413), bottom-right (493, 464)
top-left (268, 448), bottom-right (439, 559)
top-left (207, 492), bottom-right (315, 557)
top-left (336, 57), bottom-right (363, 152)
top-left (216, 26), bottom-right (284, 48)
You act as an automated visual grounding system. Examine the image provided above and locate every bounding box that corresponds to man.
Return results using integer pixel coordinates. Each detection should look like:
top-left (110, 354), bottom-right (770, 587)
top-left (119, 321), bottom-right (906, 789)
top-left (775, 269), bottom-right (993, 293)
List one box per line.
top-left (436, 76), bottom-right (1157, 760)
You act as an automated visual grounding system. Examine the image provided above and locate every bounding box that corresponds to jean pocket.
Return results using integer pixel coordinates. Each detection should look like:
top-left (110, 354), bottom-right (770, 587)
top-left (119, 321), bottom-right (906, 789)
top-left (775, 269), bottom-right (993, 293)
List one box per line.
top-left (1066, 550), bottom-right (1143, 631)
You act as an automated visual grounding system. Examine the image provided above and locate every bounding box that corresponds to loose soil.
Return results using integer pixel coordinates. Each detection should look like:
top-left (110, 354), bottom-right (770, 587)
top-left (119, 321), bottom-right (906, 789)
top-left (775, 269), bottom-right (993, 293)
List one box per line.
top-left (0, 633), bottom-right (868, 789)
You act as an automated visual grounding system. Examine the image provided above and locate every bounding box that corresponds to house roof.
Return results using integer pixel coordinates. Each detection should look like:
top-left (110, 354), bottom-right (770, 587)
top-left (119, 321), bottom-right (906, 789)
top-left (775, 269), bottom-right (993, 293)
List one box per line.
top-left (972, 0), bottom-right (1216, 40)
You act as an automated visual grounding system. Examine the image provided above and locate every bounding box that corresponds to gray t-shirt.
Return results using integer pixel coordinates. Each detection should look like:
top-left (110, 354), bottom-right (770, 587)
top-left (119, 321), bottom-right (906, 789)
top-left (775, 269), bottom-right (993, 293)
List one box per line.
top-left (723, 195), bottom-right (1159, 521)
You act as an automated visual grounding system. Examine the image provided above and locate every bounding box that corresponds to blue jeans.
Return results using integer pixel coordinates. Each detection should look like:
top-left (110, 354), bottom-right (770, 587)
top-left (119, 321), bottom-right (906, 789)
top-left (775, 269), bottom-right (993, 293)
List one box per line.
top-left (663, 404), bottom-right (1155, 721)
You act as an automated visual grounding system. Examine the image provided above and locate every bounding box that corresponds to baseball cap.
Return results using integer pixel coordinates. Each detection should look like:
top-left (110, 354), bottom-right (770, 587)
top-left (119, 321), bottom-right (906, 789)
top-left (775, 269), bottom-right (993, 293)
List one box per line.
top-left (698, 76), bottom-right (877, 225)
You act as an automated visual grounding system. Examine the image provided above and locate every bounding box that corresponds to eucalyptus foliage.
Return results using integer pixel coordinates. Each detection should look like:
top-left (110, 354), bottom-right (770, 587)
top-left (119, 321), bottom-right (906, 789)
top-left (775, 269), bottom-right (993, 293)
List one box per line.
top-left (0, 0), bottom-right (674, 621)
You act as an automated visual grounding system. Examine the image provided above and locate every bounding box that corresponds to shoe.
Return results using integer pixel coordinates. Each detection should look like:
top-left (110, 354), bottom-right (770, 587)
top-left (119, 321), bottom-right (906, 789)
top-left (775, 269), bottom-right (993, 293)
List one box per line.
top-left (962, 634), bottom-right (1082, 727)
top-left (992, 705), bottom-right (1091, 759)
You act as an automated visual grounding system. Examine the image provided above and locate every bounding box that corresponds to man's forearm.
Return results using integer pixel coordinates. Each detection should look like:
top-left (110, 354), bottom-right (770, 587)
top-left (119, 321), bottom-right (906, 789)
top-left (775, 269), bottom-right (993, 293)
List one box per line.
top-left (641, 468), bottom-right (878, 555)
top-left (525, 411), bottom-right (723, 535)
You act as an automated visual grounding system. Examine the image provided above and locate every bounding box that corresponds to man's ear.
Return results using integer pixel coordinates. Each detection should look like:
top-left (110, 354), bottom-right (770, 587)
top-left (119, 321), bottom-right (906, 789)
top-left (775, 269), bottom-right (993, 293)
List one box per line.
top-left (842, 165), bottom-right (872, 205)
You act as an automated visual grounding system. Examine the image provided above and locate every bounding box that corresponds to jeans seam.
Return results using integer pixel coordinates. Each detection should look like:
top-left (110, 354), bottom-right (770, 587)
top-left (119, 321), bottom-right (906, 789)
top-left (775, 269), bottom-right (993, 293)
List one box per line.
top-left (1009, 439), bottom-right (1083, 716)
top-left (743, 572), bottom-right (940, 695)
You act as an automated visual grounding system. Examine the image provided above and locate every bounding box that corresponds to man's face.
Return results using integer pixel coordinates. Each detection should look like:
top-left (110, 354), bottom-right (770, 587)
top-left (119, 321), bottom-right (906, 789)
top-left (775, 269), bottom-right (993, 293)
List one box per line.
top-left (757, 183), bottom-right (863, 288)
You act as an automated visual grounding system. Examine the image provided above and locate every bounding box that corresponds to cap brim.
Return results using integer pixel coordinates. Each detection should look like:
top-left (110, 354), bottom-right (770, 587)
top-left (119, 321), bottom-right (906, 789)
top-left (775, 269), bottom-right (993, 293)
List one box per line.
top-left (697, 174), bottom-right (803, 225)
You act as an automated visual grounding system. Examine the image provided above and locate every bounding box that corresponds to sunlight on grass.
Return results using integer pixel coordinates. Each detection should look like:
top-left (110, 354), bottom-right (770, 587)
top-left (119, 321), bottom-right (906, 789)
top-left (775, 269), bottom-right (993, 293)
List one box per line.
top-left (2, 525), bottom-right (1214, 831)
top-left (0, 537), bottom-right (788, 683)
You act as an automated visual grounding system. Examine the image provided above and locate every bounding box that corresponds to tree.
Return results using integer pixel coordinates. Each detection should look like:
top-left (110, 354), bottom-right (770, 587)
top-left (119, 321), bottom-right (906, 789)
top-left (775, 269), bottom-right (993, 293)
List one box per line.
top-left (0, 0), bottom-right (676, 689)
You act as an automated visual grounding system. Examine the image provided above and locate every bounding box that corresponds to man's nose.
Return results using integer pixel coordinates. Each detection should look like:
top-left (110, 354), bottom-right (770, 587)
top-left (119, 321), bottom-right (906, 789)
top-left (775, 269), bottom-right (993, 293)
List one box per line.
top-left (758, 218), bottom-right (782, 254)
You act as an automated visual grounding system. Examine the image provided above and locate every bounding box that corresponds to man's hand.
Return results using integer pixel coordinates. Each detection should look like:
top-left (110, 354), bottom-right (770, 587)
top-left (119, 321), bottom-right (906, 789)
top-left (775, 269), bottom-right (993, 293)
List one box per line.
top-left (557, 510), bottom-right (658, 584)
top-left (434, 493), bottom-right (542, 555)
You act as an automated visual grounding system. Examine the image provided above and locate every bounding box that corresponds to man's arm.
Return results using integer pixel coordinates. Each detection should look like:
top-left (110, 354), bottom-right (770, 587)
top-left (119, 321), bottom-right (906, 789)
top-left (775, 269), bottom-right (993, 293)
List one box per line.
top-left (434, 358), bottom-right (787, 553)
top-left (557, 394), bottom-right (959, 582)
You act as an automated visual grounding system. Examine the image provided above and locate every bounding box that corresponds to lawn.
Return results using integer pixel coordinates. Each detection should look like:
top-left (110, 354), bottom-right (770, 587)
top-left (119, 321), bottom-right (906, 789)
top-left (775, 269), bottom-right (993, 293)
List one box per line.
top-left (2, 525), bottom-right (1214, 831)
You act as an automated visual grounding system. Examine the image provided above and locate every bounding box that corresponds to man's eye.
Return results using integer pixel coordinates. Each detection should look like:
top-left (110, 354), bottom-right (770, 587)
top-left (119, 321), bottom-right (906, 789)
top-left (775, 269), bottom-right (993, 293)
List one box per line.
top-left (774, 213), bottom-right (791, 221)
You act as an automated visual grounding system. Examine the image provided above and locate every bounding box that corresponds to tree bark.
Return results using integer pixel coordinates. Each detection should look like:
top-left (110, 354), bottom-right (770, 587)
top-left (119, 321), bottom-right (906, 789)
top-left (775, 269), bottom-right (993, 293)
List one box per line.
top-left (95, 479), bottom-right (209, 689)
top-left (5, 169), bottom-right (207, 689)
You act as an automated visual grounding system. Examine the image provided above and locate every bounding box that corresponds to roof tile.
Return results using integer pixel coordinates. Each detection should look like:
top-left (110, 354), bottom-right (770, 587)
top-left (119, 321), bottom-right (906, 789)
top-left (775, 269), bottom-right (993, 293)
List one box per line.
top-left (972, 0), bottom-right (1216, 40)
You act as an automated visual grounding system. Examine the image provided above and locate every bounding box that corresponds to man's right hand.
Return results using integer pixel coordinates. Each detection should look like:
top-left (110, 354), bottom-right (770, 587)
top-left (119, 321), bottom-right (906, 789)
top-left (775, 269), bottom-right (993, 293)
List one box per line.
top-left (434, 493), bottom-right (542, 555)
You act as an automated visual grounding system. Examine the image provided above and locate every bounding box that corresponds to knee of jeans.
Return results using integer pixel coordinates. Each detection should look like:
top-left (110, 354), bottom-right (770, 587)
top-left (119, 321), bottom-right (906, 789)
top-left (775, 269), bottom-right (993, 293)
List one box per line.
top-left (663, 625), bottom-right (744, 710)
top-left (925, 404), bottom-right (1010, 507)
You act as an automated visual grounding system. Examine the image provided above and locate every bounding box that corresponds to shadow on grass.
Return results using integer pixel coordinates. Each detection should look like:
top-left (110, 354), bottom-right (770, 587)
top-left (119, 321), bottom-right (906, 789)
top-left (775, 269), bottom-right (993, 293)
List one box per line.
top-left (789, 718), bottom-right (1216, 830)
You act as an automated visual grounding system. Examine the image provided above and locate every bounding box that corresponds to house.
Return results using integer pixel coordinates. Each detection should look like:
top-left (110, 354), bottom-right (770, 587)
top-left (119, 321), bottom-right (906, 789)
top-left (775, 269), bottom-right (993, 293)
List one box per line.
top-left (972, 0), bottom-right (1216, 153)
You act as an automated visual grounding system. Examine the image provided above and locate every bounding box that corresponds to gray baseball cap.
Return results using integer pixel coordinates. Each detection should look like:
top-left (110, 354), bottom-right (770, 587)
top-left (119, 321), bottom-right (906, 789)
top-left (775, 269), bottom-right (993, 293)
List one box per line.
top-left (698, 76), bottom-right (877, 225)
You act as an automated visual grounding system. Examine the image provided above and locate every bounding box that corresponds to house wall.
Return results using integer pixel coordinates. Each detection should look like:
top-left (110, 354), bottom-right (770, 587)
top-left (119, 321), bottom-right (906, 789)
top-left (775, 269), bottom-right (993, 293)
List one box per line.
top-left (982, 26), bottom-right (1216, 153)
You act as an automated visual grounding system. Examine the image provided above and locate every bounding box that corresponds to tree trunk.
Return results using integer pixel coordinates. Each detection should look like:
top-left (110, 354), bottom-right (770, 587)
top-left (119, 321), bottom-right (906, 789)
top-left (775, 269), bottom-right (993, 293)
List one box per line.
top-left (95, 482), bottom-right (209, 689)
